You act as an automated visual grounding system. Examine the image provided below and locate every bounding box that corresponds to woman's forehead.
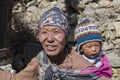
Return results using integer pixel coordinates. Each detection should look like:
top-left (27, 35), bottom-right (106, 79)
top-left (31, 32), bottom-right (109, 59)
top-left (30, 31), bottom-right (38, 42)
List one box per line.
top-left (40, 25), bottom-right (62, 31)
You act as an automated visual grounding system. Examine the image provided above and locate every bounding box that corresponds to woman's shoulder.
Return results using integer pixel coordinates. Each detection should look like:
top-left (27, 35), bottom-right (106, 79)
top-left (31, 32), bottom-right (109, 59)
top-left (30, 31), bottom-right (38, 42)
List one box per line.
top-left (70, 47), bottom-right (79, 54)
top-left (69, 48), bottom-right (94, 69)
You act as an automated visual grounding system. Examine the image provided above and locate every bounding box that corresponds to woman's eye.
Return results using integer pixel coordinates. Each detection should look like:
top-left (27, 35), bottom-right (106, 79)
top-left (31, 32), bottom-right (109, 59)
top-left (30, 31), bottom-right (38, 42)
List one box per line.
top-left (54, 31), bottom-right (60, 34)
top-left (40, 31), bottom-right (47, 34)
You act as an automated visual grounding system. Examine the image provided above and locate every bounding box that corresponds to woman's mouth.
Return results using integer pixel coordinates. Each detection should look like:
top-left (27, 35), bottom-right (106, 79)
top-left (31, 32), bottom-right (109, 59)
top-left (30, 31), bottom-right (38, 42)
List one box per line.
top-left (46, 45), bottom-right (57, 51)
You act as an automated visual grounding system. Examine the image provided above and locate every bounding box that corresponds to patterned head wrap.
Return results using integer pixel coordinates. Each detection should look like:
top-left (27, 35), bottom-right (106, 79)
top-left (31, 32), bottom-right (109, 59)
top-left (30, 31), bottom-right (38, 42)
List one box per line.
top-left (37, 6), bottom-right (68, 34)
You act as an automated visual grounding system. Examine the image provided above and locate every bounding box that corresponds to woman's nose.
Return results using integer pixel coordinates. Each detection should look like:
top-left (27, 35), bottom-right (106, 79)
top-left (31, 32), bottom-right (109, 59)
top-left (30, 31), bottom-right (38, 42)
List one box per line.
top-left (47, 33), bottom-right (54, 42)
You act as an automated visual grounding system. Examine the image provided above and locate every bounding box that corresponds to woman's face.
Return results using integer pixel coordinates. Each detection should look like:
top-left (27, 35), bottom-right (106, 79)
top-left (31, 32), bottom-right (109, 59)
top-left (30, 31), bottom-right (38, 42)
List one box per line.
top-left (81, 41), bottom-right (101, 58)
top-left (39, 26), bottom-right (66, 57)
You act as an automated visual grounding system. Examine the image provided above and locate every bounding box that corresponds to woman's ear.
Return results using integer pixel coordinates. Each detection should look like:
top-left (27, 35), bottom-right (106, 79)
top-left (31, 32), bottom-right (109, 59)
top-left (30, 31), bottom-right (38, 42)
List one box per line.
top-left (37, 32), bottom-right (41, 42)
top-left (65, 36), bottom-right (68, 43)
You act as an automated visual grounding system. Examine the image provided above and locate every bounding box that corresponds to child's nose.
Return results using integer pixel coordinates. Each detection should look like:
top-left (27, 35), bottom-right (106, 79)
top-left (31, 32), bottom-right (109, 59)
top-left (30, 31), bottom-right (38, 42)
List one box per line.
top-left (92, 46), bottom-right (96, 51)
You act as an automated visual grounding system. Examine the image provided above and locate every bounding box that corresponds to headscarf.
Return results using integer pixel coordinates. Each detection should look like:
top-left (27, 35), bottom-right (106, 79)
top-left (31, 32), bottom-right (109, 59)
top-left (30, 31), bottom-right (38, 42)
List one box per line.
top-left (37, 6), bottom-right (68, 34)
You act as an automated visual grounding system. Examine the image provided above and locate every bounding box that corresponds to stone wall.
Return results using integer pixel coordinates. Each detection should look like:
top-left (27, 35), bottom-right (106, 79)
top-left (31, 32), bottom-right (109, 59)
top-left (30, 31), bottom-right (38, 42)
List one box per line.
top-left (0, 0), bottom-right (120, 79)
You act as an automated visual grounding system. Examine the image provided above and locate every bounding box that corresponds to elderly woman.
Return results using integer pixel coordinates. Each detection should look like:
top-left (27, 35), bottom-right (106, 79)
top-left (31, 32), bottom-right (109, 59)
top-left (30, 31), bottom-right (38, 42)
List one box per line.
top-left (0, 6), bottom-right (110, 80)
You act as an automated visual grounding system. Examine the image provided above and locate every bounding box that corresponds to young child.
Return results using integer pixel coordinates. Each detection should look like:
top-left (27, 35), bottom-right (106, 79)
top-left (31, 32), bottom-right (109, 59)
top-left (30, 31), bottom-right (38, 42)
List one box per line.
top-left (75, 18), bottom-right (112, 79)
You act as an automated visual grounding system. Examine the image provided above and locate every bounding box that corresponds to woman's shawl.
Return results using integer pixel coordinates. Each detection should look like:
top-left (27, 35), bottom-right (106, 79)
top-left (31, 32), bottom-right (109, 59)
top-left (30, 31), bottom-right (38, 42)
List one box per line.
top-left (35, 50), bottom-right (100, 80)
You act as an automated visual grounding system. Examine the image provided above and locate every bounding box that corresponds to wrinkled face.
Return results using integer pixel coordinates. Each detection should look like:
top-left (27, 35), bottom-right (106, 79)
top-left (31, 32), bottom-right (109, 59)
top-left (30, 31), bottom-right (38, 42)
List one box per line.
top-left (81, 41), bottom-right (101, 58)
top-left (39, 26), bottom-right (66, 57)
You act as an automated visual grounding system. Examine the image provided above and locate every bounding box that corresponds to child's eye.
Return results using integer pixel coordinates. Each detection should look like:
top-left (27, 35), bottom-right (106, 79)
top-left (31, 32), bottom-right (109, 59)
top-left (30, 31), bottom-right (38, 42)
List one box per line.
top-left (88, 46), bottom-right (91, 48)
top-left (95, 44), bottom-right (100, 47)
top-left (87, 45), bottom-right (92, 48)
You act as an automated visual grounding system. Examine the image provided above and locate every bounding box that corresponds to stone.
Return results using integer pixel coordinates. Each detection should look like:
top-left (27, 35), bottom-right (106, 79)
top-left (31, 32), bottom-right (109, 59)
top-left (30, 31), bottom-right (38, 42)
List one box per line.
top-left (98, 0), bottom-right (111, 7)
top-left (102, 42), bottom-right (114, 51)
top-left (106, 50), bottom-right (120, 67)
top-left (114, 22), bottom-right (120, 37)
top-left (112, 0), bottom-right (120, 7)
top-left (0, 48), bottom-right (8, 58)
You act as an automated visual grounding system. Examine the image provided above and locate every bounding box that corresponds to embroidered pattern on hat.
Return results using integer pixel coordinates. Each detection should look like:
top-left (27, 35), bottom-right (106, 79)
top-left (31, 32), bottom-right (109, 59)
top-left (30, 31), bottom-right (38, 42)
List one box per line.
top-left (75, 24), bottom-right (99, 40)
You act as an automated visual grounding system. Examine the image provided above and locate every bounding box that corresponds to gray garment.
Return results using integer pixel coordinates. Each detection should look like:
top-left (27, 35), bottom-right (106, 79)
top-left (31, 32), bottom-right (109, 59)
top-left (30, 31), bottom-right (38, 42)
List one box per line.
top-left (35, 51), bottom-right (49, 80)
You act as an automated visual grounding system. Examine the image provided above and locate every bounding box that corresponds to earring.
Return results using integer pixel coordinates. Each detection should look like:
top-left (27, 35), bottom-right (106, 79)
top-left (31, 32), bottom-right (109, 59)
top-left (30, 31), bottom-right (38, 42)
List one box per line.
top-left (80, 50), bottom-right (83, 52)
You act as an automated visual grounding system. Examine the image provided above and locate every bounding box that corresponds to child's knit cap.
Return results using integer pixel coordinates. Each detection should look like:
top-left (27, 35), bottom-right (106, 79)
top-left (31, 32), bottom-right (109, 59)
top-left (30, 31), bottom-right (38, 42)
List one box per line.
top-left (75, 18), bottom-right (102, 51)
top-left (37, 6), bottom-right (68, 34)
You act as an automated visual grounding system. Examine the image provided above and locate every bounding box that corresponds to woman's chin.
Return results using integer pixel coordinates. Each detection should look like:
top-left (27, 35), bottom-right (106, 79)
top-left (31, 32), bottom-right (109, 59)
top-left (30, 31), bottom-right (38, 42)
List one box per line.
top-left (46, 50), bottom-right (58, 56)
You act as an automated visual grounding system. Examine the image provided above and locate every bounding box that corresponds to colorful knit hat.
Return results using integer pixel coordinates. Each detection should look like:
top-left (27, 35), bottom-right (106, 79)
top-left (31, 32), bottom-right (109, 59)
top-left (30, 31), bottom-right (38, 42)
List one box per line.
top-left (75, 18), bottom-right (102, 51)
top-left (37, 6), bottom-right (68, 34)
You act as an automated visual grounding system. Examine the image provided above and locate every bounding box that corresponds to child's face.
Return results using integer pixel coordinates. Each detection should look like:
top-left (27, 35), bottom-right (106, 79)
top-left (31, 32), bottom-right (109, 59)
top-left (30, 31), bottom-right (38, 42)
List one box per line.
top-left (81, 41), bottom-right (101, 58)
